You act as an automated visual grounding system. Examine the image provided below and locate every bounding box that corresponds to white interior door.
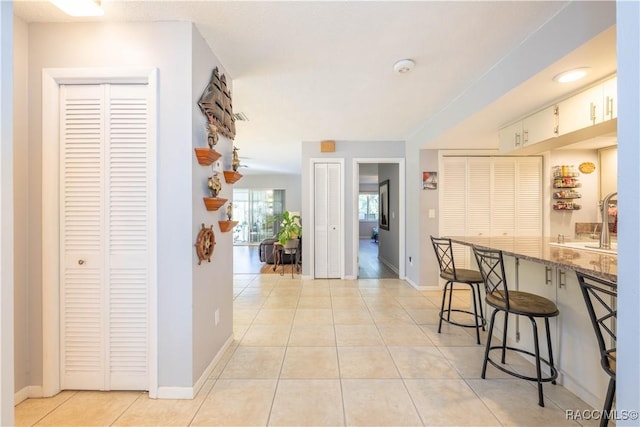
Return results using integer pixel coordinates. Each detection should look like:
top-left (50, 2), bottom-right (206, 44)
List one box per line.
top-left (60, 83), bottom-right (150, 391)
top-left (314, 163), bottom-right (341, 278)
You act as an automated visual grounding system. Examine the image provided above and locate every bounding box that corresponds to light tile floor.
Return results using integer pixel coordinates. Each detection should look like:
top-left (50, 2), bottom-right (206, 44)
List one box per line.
top-left (16, 275), bottom-right (602, 426)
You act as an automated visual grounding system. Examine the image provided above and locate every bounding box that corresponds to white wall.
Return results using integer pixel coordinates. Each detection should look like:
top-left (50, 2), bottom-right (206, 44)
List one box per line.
top-left (26, 21), bottom-right (205, 391)
top-left (377, 163), bottom-right (399, 272)
top-left (238, 174), bottom-right (302, 212)
top-left (549, 149), bottom-right (600, 238)
top-left (616, 2), bottom-right (640, 421)
top-left (12, 15), bottom-right (28, 396)
top-left (419, 149), bottom-right (440, 287)
top-left (190, 24), bottom-right (233, 386)
top-left (1, 2), bottom-right (15, 423)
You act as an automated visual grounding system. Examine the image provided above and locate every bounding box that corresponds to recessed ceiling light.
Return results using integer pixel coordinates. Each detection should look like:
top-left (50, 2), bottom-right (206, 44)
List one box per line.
top-left (393, 59), bottom-right (415, 75)
top-left (50, 0), bottom-right (104, 17)
top-left (553, 67), bottom-right (590, 83)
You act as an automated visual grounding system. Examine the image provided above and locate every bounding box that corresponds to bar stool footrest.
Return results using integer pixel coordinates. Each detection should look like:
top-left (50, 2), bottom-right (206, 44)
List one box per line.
top-left (440, 308), bottom-right (487, 329)
top-left (485, 345), bottom-right (558, 383)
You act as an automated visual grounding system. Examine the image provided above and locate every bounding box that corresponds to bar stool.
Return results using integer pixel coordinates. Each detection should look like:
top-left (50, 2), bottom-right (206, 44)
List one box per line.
top-left (430, 236), bottom-right (486, 344)
top-left (472, 245), bottom-right (559, 407)
top-left (576, 271), bottom-right (617, 427)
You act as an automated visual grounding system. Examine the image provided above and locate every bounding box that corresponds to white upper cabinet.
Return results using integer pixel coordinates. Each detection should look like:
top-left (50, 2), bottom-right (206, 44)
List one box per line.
top-left (558, 76), bottom-right (617, 135)
top-left (522, 105), bottom-right (558, 146)
top-left (558, 84), bottom-right (604, 135)
top-left (500, 75), bottom-right (617, 153)
top-left (499, 105), bottom-right (557, 153)
top-left (498, 121), bottom-right (524, 152)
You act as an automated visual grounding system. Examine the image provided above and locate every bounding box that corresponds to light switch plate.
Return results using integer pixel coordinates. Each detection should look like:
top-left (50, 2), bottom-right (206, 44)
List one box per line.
top-left (428, 209), bottom-right (436, 219)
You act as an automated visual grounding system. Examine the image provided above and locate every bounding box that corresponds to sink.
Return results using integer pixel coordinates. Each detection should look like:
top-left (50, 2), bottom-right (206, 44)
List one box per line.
top-left (549, 241), bottom-right (617, 255)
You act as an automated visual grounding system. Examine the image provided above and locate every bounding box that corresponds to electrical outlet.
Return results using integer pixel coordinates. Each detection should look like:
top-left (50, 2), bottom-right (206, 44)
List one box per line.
top-left (214, 309), bottom-right (220, 326)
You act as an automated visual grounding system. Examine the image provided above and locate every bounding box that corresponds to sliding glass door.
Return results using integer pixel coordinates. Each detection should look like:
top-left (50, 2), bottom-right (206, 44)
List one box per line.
top-left (233, 189), bottom-right (285, 245)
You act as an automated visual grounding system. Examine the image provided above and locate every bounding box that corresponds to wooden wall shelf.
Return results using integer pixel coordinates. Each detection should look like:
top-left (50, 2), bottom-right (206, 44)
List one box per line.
top-left (218, 220), bottom-right (239, 233)
top-left (223, 170), bottom-right (243, 184)
top-left (194, 148), bottom-right (222, 166)
top-left (203, 197), bottom-right (227, 211)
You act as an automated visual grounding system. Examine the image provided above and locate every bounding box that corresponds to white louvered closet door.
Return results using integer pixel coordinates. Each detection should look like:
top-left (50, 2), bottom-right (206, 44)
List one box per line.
top-left (440, 157), bottom-right (470, 268)
top-left (314, 163), bottom-right (341, 278)
top-left (60, 83), bottom-right (150, 391)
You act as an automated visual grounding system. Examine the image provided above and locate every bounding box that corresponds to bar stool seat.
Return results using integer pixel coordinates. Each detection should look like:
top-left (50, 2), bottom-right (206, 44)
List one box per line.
top-left (473, 245), bottom-right (559, 407)
top-left (431, 236), bottom-right (486, 345)
top-left (486, 290), bottom-right (559, 316)
top-left (440, 268), bottom-right (483, 283)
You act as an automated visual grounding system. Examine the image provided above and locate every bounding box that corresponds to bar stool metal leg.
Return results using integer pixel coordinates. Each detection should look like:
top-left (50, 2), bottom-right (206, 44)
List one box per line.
top-left (544, 318), bottom-right (556, 385)
top-left (530, 316), bottom-right (545, 407)
top-left (481, 309), bottom-right (498, 379)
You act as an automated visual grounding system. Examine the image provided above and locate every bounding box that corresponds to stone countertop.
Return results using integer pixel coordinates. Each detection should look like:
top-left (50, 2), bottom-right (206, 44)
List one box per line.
top-left (447, 236), bottom-right (617, 283)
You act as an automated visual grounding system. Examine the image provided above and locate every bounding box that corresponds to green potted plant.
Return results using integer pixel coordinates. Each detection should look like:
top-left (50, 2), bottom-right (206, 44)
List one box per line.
top-left (277, 211), bottom-right (302, 248)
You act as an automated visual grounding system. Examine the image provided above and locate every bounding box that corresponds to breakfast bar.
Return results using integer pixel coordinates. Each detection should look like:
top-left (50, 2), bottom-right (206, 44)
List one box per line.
top-left (446, 235), bottom-right (616, 411)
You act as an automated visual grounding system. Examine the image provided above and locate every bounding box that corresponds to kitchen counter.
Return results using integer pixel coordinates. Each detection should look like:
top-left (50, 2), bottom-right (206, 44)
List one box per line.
top-left (447, 236), bottom-right (617, 283)
top-left (447, 235), bottom-right (616, 409)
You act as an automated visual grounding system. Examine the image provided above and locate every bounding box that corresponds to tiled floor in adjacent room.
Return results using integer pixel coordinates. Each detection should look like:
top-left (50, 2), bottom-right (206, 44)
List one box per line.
top-left (16, 275), bottom-right (601, 426)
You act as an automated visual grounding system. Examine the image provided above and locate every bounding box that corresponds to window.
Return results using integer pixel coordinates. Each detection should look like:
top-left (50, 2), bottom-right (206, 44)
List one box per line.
top-left (359, 193), bottom-right (378, 220)
top-left (232, 189), bottom-right (285, 244)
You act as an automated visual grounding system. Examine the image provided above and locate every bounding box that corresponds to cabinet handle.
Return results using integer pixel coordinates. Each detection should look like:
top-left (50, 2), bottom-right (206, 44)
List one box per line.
top-left (590, 102), bottom-right (596, 123)
top-left (553, 105), bottom-right (559, 135)
top-left (515, 132), bottom-right (521, 147)
top-left (606, 96), bottom-right (614, 118)
top-left (545, 266), bottom-right (552, 285)
top-left (523, 130), bottom-right (529, 144)
top-left (558, 269), bottom-right (566, 288)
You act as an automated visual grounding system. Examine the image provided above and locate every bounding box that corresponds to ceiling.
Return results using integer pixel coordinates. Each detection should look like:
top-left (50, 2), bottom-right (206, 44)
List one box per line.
top-left (14, 1), bottom-right (617, 176)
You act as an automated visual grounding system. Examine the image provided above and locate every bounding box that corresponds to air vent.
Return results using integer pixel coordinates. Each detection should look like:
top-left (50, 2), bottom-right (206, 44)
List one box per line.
top-left (233, 112), bottom-right (249, 121)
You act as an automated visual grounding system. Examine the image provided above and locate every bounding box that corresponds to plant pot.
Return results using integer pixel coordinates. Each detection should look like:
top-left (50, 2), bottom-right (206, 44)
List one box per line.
top-left (284, 238), bottom-right (299, 250)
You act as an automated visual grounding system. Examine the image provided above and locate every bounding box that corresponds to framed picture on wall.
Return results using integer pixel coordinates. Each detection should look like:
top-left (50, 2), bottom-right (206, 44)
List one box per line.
top-left (423, 171), bottom-right (438, 190)
top-left (379, 180), bottom-right (390, 230)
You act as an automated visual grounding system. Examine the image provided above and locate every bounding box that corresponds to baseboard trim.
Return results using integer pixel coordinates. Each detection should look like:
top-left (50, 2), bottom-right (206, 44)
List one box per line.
top-left (344, 275), bottom-right (357, 280)
top-left (405, 277), bottom-right (439, 291)
top-left (378, 256), bottom-right (399, 274)
top-left (301, 274), bottom-right (313, 280)
top-left (156, 334), bottom-right (233, 400)
top-left (15, 385), bottom-right (43, 405)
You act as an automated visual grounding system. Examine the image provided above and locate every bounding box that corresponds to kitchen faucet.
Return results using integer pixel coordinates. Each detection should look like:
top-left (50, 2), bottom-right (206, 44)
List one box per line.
top-left (599, 192), bottom-right (617, 249)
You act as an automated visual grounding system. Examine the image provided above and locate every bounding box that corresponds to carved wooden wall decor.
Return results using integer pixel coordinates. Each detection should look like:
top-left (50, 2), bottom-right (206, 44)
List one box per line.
top-left (198, 67), bottom-right (236, 140)
top-left (195, 223), bottom-right (216, 264)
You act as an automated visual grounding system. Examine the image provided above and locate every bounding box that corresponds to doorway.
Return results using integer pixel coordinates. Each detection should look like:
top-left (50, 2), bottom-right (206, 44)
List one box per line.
top-left (353, 159), bottom-right (405, 280)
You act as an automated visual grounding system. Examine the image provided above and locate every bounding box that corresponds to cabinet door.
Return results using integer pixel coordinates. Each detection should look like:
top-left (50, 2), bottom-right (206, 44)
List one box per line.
top-left (440, 157), bottom-right (469, 267)
top-left (556, 268), bottom-right (611, 408)
top-left (498, 121), bottom-right (523, 153)
top-left (602, 76), bottom-right (617, 121)
top-left (466, 158), bottom-right (491, 237)
top-left (515, 157), bottom-right (542, 236)
top-left (516, 260), bottom-right (557, 369)
top-left (557, 84), bottom-right (603, 135)
top-left (491, 158), bottom-right (516, 236)
top-left (522, 106), bottom-right (557, 146)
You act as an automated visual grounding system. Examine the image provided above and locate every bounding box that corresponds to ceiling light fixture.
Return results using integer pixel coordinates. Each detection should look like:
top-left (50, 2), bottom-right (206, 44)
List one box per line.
top-left (553, 67), bottom-right (590, 83)
top-left (50, 0), bottom-right (104, 17)
top-left (393, 59), bottom-right (415, 75)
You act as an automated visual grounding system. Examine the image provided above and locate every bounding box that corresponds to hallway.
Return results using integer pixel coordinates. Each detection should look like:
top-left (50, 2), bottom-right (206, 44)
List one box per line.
top-left (358, 238), bottom-right (397, 279)
top-left (15, 275), bottom-right (598, 426)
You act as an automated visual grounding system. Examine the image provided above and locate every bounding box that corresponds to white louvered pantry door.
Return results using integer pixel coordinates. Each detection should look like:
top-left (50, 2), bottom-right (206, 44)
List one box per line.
top-left (60, 83), bottom-right (150, 391)
top-left (314, 163), bottom-right (341, 278)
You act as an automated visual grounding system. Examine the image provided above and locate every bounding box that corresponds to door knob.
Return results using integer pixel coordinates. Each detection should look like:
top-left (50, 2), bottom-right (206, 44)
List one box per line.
top-left (78, 259), bottom-right (85, 265)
